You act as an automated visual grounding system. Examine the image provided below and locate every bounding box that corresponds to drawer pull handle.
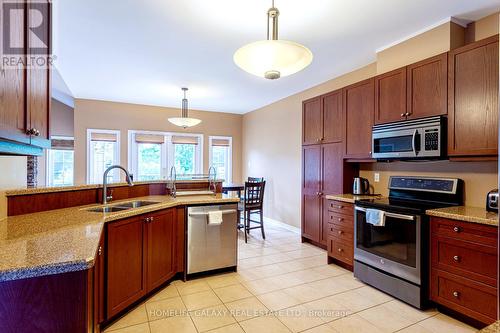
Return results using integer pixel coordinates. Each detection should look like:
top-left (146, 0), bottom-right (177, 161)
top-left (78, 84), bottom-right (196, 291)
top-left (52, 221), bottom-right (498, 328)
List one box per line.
top-left (453, 226), bottom-right (461, 233)
top-left (338, 218), bottom-right (344, 222)
top-left (452, 291), bottom-right (460, 298)
top-left (338, 231), bottom-right (343, 235)
top-left (453, 255), bottom-right (460, 262)
top-left (338, 206), bottom-right (344, 209)
top-left (337, 248), bottom-right (343, 252)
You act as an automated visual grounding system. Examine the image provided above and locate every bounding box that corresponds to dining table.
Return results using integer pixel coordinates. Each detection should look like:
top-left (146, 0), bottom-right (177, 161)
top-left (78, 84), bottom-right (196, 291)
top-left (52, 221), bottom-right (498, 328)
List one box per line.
top-left (222, 182), bottom-right (245, 198)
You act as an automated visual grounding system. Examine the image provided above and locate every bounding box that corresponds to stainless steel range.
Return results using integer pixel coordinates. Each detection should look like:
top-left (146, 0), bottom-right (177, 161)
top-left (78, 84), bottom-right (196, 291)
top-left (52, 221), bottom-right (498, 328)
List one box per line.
top-left (354, 176), bottom-right (463, 309)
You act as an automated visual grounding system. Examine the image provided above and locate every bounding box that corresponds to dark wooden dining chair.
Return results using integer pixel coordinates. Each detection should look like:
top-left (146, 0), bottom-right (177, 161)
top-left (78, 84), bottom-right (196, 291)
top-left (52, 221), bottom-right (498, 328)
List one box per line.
top-left (238, 181), bottom-right (266, 243)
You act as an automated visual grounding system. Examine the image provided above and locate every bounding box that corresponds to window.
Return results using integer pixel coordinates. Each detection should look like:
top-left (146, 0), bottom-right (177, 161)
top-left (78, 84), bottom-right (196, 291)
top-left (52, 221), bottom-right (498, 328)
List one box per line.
top-left (87, 129), bottom-right (120, 184)
top-left (46, 137), bottom-right (74, 187)
top-left (128, 131), bottom-right (202, 179)
top-left (209, 136), bottom-right (232, 182)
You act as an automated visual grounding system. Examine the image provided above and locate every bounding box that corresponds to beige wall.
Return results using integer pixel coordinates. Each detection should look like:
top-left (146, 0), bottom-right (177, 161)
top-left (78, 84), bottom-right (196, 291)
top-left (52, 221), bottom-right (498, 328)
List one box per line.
top-left (0, 156), bottom-right (27, 218)
top-left (242, 15), bottom-right (499, 228)
top-left (51, 98), bottom-right (74, 137)
top-left (360, 161), bottom-right (498, 208)
top-left (74, 99), bottom-right (242, 185)
top-left (243, 64), bottom-right (377, 228)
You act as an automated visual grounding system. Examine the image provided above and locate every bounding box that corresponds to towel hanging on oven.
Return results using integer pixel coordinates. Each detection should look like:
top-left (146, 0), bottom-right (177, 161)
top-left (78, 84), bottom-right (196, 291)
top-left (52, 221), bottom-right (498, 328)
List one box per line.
top-left (366, 209), bottom-right (386, 227)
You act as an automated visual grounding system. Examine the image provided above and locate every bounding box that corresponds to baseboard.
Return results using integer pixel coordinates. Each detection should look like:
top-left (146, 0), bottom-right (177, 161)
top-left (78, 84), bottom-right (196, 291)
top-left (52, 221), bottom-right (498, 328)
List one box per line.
top-left (263, 216), bottom-right (301, 234)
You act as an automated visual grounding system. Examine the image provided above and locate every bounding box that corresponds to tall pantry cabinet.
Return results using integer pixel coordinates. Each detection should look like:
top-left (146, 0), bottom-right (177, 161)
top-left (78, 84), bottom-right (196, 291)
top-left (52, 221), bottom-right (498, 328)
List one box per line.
top-left (301, 91), bottom-right (356, 247)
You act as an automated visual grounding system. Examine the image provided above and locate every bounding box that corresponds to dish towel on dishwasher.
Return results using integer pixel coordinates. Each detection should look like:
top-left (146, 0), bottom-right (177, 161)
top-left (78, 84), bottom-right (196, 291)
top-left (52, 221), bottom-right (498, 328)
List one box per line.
top-left (366, 208), bottom-right (386, 227)
top-left (208, 210), bottom-right (223, 225)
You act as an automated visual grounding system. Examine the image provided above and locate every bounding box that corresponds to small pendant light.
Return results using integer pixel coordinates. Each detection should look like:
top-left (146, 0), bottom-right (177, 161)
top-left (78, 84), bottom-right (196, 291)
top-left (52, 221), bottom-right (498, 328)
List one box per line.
top-left (168, 88), bottom-right (202, 129)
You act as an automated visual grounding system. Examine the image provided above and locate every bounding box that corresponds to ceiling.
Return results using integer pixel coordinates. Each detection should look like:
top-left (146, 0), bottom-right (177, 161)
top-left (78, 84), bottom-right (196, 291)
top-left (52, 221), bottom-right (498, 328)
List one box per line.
top-left (52, 0), bottom-right (500, 114)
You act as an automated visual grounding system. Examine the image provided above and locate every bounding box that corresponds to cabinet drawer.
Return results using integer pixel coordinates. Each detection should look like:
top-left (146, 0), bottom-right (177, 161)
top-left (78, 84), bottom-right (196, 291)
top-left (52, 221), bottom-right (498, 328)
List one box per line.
top-left (431, 235), bottom-right (497, 287)
top-left (326, 210), bottom-right (354, 228)
top-left (430, 217), bottom-right (498, 248)
top-left (328, 237), bottom-right (353, 265)
top-left (431, 269), bottom-right (497, 324)
top-left (327, 200), bottom-right (354, 215)
top-left (328, 223), bottom-right (353, 242)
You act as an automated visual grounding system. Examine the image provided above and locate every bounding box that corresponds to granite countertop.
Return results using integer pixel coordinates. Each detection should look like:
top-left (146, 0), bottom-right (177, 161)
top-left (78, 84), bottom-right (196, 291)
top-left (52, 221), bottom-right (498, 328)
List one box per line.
top-left (4, 179), bottom-right (225, 197)
top-left (0, 194), bottom-right (240, 282)
top-left (480, 321), bottom-right (499, 332)
top-left (426, 206), bottom-right (498, 227)
top-left (325, 193), bottom-right (383, 204)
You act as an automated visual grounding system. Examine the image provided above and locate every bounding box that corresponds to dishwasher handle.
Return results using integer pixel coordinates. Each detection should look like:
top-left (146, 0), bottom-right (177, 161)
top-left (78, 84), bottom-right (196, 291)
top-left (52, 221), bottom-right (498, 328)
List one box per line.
top-left (188, 209), bottom-right (237, 217)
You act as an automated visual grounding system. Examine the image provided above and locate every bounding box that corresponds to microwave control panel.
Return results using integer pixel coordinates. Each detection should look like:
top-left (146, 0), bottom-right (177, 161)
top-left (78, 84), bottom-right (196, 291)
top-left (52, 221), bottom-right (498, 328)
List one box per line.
top-left (424, 129), bottom-right (439, 151)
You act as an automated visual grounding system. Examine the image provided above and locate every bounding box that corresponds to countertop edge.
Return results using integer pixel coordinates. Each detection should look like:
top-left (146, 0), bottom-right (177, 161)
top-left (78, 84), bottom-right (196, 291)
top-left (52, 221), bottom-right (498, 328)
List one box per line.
top-left (426, 209), bottom-right (498, 227)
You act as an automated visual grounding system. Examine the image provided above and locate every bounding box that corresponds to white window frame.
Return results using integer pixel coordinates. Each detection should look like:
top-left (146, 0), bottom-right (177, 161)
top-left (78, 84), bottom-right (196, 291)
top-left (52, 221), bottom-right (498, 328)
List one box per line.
top-left (45, 135), bottom-right (75, 187)
top-left (86, 129), bottom-right (121, 184)
top-left (208, 136), bottom-right (232, 182)
top-left (128, 130), bottom-right (203, 178)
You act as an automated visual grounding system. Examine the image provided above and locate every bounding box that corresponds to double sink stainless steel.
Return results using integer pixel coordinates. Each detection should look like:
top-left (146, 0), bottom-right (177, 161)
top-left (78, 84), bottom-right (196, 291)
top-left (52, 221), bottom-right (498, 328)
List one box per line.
top-left (86, 200), bottom-right (160, 213)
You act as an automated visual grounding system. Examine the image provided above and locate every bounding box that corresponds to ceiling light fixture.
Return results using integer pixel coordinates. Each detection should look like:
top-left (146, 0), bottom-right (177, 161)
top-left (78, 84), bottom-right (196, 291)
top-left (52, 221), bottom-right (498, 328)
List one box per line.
top-left (168, 88), bottom-right (202, 129)
top-left (233, 0), bottom-right (313, 80)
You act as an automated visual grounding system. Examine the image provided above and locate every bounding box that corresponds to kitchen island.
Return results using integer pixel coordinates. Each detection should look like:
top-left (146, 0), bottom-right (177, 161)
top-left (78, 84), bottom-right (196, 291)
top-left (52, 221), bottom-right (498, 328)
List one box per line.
top-left (0, 181), bottom-right (239, 333)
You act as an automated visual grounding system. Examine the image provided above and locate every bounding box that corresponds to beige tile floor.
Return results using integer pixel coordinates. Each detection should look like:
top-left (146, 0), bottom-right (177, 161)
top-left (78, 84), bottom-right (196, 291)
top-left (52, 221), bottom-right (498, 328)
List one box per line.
top-left (104, 223), bottom-right (478, 333)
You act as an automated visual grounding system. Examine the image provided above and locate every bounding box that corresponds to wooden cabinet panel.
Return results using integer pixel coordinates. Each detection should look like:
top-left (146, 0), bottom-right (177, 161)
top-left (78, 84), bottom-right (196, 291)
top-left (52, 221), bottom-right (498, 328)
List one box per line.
top-left (94, 233), bottom-right (105, 327)
top-left (374, 68), bottom-right (407, 124)
top-left (320, 143), bottom-right (344, 245)
top-left (344, 78), bottom-right (375, 159)
top-left (407, 53), bottom-right (447, 119)
top-left (107, 216), bottom-right (147, 318)
top-left (430, 217), bottom-right (498, 248)
top-left (448, 35), bottom-right (499, 157)
top-left (328, 223), bottom-right (353, 242)
top-left (0, 1), bottom-right (29, 145)
top-left (302, 146), bottom-right (321, 242)
top-left (322, 90), bottom-right (343, 143)
top-left (327, 237), bottom-right (353, 265)
top-left (147, 209), bottom-right (176, 291)
top-left (327, 201), bottom-right (354, 216)
top-left (302, 98), bottom-right (322, 145)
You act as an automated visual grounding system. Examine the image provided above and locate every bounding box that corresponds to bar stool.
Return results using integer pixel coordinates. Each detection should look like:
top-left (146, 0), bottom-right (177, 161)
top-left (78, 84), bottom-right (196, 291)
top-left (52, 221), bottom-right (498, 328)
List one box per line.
top-left (238, 181), bottom-right (266, 243)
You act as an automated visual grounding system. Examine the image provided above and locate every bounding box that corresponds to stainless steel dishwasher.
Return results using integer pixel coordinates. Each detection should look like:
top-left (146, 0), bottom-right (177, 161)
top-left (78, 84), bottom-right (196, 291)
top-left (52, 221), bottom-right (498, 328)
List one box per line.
top-left (187, 204), bottom-right (238, 275)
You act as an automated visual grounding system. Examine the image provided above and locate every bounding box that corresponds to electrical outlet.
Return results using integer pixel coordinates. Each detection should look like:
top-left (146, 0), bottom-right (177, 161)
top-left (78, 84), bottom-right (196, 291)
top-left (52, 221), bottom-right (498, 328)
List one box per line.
top-left (374, 173), bottom-right (380, 183)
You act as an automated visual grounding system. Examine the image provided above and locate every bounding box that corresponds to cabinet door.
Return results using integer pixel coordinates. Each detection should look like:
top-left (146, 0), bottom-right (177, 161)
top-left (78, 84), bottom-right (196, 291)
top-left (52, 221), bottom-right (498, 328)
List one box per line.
top-left (448, 36), bottom-right (499, 157)
top-left (344, 78), bottom-right (375, 159)
top-left (302, 97), bottom-right (322, 145)
top-left (107, 216), bottom-right (147, 317)
top-left (407, 53), bottom-right (447, 120)
top-left (320, 143), bottom-right (344, 245)
top-left (374, 68), bottom-right (407, 124)
top-left (0, 1), bottom-right (29, 145)
top-left (94, 233), bottom-right (105, 325)
top-left (322, 90), bottom-right (343, 143)
top-left (302, 145), bottom-right (321, 242)
top-left (147, 209), bottom-right (176, 291)
top-left (26, 0), bottom-right (51, 148)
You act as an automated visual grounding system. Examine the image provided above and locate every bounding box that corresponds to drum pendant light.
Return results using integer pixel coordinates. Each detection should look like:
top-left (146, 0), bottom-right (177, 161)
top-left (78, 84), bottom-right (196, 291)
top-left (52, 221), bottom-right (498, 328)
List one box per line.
top-left (168, 88), bottom-right (202, 129)
top-left (234, 0), bottom-right (313, 80)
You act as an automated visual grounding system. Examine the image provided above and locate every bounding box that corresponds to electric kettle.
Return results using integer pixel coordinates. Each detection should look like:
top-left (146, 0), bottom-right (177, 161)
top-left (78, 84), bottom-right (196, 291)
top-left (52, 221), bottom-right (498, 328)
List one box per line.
top-left (353, 177), bottom-right (370, 195)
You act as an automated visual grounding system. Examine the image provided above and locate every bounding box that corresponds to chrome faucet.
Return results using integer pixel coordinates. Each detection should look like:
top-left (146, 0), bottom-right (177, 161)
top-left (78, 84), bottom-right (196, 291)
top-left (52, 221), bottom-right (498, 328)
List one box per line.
top-left (102, 165), bottom-right (134, 204)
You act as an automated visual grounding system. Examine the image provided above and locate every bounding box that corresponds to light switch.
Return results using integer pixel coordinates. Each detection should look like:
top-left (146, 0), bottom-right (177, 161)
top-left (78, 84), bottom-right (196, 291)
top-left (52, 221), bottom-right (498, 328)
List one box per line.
top-left (374, 173), bottom-right (380, 182)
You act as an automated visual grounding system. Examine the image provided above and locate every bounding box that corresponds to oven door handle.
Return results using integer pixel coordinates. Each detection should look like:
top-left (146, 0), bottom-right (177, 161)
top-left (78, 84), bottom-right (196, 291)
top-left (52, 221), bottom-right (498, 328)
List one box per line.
top-left (355, 206), bottom-right (415, 221)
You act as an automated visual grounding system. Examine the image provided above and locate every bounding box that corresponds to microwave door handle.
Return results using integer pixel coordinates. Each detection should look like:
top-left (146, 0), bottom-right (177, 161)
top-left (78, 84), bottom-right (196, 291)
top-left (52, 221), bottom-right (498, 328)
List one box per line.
top-left (412, 129), bottom-right (418, 156)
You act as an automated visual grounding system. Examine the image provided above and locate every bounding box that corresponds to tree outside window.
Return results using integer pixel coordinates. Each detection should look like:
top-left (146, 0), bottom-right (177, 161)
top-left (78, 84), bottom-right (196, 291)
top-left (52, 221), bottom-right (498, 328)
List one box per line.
top-left (137, 143), bottom-right (161, 180)
top-left (174, 144), bottom-right (195, 174)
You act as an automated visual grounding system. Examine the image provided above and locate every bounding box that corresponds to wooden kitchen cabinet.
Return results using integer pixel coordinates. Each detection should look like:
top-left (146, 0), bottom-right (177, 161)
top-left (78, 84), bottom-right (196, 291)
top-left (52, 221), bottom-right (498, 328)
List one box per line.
top-left (107, 215), bottom-right (147, 318)
top-left (302, 97), bottom-right (322, 145)
top-left (374, 68), bottom-right (407, 124)
top-left (0, 0), bottom-right (51, 153)
top-left (430, 217), bottom-right (498, 325)
top-left (322, 90), bottom-right (344, 143)
top-left (302, 145), bottom-right (322, 243)
top-left (106, 208), bottom-right (178, 319)
top-left (326, 199), bottom-right (354, 268)
top-left (407, 53), bottom-right (447, 119)
top-left (94, 232), bottom-right (105, 330)
top-left (146, 209), bottom-right (176, 291)
top-left (448, 35), bottom-right (499, 157)
top-left (344, 78), bottom-right (375, 159)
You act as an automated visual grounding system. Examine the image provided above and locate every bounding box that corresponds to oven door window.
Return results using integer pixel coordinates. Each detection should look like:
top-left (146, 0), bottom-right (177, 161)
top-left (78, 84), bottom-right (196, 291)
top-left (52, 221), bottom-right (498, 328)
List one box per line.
top-left (373, 135), bottom-right (414, 154)
top-left (356, 211), bottom-right (416, 267)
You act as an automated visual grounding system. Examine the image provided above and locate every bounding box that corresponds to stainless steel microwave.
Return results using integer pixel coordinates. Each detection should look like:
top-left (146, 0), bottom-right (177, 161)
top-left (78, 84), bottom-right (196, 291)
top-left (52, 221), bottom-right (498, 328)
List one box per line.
top-left (372, 116), bottom-right (446, 160)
